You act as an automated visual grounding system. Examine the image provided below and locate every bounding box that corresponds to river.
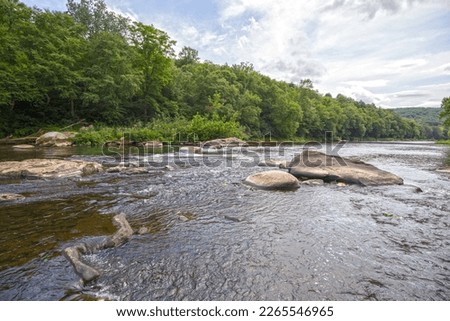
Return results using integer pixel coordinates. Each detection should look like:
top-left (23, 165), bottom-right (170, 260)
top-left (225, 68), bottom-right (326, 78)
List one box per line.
top-left (0, 142), bottom-right (449, 300)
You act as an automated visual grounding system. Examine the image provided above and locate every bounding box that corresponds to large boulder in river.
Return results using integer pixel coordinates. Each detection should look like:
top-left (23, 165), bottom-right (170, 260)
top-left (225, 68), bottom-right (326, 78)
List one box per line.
top-left (0, 159), bottom-right (102, 179)
top-left (36, 131), bottom-right (74, 147)
top-left (244, 170), bottom-right (300, 190)
top-left (202, 137), bottom-right (247, 149)
top-left (288, 151), bottom-right (403, 186)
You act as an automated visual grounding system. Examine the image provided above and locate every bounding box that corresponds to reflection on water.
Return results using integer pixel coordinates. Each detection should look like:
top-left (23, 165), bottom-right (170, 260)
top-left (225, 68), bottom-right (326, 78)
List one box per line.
top-left (0, 195), bottom-right (116, 271)
top-left (0, 142), bottom-right (449, 300)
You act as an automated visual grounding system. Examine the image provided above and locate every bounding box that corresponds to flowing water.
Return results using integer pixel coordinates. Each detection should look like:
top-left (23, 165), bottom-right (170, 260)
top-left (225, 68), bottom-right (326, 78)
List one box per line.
top-left (0, 142), bottom-right (449, 300)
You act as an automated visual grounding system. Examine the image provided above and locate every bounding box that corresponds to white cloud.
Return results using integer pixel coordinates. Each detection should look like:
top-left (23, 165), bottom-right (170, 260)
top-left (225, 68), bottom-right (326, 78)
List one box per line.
top-left (210, 0), bottom-right (450, 107)
top-left (23, 0), bottom-right (449, 107)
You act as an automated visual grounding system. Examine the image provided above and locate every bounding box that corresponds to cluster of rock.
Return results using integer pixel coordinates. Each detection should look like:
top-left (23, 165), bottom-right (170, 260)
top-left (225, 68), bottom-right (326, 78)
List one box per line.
top-left (288, 150), bottom-right (404, 186)
top-left (105, 139), bottom-right (163, 148)
top-left (244, 150), bottom-right (404, 190)
top-left (201, 137), bottom-right (247, 149)
top-left (178, 137), bottom-right (247, 155)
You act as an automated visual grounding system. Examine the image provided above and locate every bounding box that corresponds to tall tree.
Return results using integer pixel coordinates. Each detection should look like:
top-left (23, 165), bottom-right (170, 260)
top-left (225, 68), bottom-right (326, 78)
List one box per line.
top-left (130, 22), bottom-right (176, 120)
top-left (81, 32), bottom-right (141, 123)
top-left (176, 46), bottom-right (199, 67)
top-left (66, 0), bottom-right (129, 37)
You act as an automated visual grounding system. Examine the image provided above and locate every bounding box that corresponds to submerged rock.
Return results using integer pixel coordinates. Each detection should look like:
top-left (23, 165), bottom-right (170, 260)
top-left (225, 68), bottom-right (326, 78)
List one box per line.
top-left (0, 193), bottom-right (25, 202)
top-left (64, 213), bottom-right (134, 283)
top-left (258, 159), bottom-right (288, 168)
top-left (301, 179), bottom-right (325, 186)
top-left (288, 151), bottom-right (403, 186)
top-left (179, 146), bottom-right (202, 154)
top-left (35, 131), bottom-right (74, 147)
top-left (244, 170), bottom-right (300, 190)
top-left (63, 245), bottom-right (100, 282)
top-left (0, 159), bottom-right (103, 179)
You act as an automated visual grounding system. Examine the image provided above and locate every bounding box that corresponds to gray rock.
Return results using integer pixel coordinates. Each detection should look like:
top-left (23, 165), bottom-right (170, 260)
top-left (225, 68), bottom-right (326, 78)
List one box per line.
top-left (63, 245), bottom-right (100, 282)
top-left (110, 213), bottom-right (134, 246)
top-left (436, 167), bottom-right (450, 174)
top-left (289, 151), bottom-right (403, 186)
top-left (36, 131), bottom-right (74, 147)
top-left (79, 125), bottom-right (94, 132)
top-left (137, 227), bottom-right (149, 235)
top-left (0, 159), bottom-right (103, 179)
top-left (142, 141), bottom-right (163, 148)
top-left (301, 179), bottom-right (325, 186)
top-left (64, 213), bottom-right (134, 283)
top-left (179, 146), bottom-right (202, 154)
top-left (258, 159), bottom-right (288, 168)
top-left (244, 170), bottom-right (300, 190)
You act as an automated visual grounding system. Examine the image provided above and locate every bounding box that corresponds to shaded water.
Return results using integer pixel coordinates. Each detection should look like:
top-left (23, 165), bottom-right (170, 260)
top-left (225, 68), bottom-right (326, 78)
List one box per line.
top-left (0, 142), bottom-right (449, 300)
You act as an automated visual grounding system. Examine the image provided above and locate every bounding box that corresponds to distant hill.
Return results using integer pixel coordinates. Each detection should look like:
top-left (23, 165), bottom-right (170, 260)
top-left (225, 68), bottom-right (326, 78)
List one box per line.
top-left (390, 107), bottom-right (443, 126)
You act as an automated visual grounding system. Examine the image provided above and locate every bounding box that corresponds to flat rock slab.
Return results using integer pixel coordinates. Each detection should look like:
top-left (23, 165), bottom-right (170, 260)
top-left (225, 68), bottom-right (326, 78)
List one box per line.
top-left (288, 151), bottom-right (403, 186)
top-left (244, 170), bottom-right (300, 190)
top-left (0, 159), bottom-right (103, 179)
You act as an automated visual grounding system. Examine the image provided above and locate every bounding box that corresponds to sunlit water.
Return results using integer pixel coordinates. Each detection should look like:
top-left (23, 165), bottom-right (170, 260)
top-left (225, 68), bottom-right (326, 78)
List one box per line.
top-left (0, 142), bottom-right (449, 300)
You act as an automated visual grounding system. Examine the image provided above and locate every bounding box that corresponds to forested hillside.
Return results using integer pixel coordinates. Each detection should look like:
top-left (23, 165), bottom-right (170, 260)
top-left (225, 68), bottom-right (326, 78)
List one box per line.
top-left (0, 0), bottom-right (443, 142)
top-left (391, 108), bottom-right (442, 125)
top-left (391, 107), bottom-right (448, 140)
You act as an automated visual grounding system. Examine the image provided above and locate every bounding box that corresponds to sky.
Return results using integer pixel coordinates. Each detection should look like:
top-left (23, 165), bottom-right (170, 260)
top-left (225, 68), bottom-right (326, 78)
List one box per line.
top-left (22, 0), bottom-right (450, 108)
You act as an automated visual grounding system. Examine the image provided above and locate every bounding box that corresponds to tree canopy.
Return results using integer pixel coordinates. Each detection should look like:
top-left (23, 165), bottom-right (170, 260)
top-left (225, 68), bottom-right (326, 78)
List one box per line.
top-left (0, 0), bottom-right (444, 141)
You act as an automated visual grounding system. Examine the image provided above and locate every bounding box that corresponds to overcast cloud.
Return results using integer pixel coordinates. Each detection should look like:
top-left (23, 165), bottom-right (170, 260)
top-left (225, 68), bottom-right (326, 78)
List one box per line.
top-left (23, 0), bottom-right (450, 107)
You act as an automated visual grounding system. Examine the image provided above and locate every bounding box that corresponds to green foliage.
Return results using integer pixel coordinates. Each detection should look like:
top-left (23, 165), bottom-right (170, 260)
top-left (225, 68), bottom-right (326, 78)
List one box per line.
top-left (0, 0), bottom-right (438, 142)
top-left (72, 116), bottom-right (245, 145)
top-left (391, 107), bottom-right (442, 126)
top-left (440, 97), bottom-right (450, 127)
top-left (188, 114), bottom-right (245, 141)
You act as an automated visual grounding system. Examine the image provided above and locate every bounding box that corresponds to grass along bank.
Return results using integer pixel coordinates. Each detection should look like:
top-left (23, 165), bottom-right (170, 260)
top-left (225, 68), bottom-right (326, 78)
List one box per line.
top-left (72, 115), bottom-right (246, 146)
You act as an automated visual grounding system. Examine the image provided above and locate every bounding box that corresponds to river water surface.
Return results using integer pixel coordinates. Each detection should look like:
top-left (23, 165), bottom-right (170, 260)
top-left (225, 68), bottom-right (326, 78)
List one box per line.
top-left (0, 142), bottom-right (449, 300)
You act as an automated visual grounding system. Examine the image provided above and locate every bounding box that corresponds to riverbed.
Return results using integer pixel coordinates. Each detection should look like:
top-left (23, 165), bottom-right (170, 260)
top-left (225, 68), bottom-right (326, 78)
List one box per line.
top-left (0, 142), bottom-right (449, 300)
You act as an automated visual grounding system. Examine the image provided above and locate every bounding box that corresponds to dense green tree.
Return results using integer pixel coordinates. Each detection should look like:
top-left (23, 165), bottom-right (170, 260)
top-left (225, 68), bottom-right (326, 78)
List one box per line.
top-left (66, 0), bottom-right (129, 37)
top-left (176, 46), bottom-right (199, 67)
top-left (0, 0), bottom-right (436, 141)
top-left (129, 22), bottom-right (176, 120)
top-left (440, 97), bottom-right (450, 127)
top-left (0, 0), bottom-right (39, 109)
top-left (80, 32), bottom-right (141, 123)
